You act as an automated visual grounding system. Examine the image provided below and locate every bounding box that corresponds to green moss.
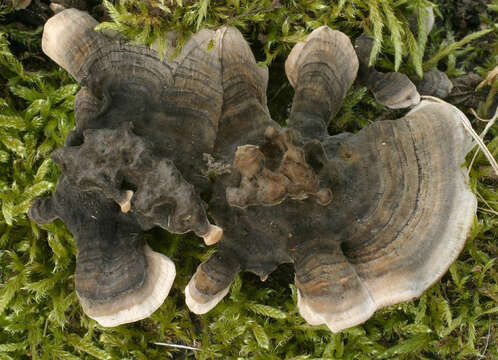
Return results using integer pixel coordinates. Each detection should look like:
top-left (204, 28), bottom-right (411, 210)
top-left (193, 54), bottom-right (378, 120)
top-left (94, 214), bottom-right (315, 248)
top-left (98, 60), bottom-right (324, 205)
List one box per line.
top-left (0, 1), bottom-right (496, 359)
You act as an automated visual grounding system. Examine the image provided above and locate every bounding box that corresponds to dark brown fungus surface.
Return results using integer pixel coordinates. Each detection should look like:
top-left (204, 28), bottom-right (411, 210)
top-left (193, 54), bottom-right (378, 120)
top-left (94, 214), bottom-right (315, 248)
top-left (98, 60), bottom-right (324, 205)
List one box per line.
top-left (212, 27), bottom-right (275, 158)
top-left (186, 27), bottom-right (477, 333)
top-left (31, 10), bottom-right (477, 332)
top-left (286, 27), bottom-right (359, 138)
top-left (42, 9), bottom-right (224, 188)
top-left (29, 177), bottom-right (175, 327)
top-left (30, 8), bottom-right (226, 326)
top-left (51, 125), bottom-right (215, 238)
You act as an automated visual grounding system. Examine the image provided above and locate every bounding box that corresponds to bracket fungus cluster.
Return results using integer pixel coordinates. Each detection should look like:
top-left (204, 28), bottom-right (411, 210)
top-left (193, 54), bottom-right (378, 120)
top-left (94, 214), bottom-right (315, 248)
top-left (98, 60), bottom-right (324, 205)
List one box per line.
top-left (30, 9), bottom-right (477, 332)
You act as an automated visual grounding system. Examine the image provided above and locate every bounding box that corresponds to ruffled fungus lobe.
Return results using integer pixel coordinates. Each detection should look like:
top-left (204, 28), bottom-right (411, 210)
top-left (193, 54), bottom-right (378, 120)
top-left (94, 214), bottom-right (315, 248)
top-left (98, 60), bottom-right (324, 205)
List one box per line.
top-left (185, 26), bottom-right (477, 332)
top-left (227, 126), bottom-right (332, 208)
top-left (32, 9), bottom-right (476, 332)
top-left (30, 8), bottom-right (226, 326)
top-left (51, 125), bottom-right (215, 238)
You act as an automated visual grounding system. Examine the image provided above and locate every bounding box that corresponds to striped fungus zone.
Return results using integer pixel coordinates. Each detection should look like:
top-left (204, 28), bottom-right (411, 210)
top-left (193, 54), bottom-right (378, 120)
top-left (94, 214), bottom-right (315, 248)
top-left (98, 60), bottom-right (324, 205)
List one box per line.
top-left (32, 8), bottom-right (225, 327)
top-left (30, 9), bottom-right (477, 332)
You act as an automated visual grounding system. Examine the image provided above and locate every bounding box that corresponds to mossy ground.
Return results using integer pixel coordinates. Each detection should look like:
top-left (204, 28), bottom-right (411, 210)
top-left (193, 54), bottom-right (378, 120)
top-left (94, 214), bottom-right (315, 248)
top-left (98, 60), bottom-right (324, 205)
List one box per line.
top-left (0, 1), bottom-right (496, 359)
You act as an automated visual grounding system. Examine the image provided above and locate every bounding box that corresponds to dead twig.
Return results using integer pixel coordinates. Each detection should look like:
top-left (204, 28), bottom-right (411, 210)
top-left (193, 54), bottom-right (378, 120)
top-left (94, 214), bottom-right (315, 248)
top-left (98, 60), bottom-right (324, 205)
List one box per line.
top-left (467, 108), bottom-right (498, 176)
top-left (420, 96), bottom-right (498, 177)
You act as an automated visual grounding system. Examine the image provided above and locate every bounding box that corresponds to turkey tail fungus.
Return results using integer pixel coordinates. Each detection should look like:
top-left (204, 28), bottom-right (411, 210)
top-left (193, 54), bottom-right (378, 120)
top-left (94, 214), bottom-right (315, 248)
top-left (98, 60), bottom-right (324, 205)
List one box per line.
top-left (31, 10), bottom-right (477, 332)
top-left (31, 8), bottom-right (225, 326)
top-left (185, 26), bottom-right (477, 332)
top-left (29, 177), bottom-right (176, 327)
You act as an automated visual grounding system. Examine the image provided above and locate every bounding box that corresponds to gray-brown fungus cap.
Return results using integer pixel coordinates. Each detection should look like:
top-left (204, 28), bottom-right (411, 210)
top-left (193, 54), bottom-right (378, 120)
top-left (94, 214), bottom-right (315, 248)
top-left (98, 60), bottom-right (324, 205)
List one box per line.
top-left (354, 33), bottom-right (421, 109)
top-left (29, 177), bottom-right (176, 327)
top-left (32, 9), bottom-right (476, 332)
top-left (30, 8), bottom-right (226, 326)
top-left (416, 68), bottom-right (454, 98)
top-left (185, 26), bottom-right (477, 333)
top-left (354, 30), bottom-right (453, 106)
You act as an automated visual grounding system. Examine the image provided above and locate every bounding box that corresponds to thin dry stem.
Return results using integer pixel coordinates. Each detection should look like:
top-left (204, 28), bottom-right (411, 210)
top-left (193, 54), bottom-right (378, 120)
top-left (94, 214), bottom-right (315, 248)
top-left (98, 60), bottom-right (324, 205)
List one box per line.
top-left (153, 342), bottom-right (201, 351)
top-left (476, 191), bottom-right (498, 215)
top-left (467, 107), bottom-right (498, 176)
top-left (476, 66), bottom-right (498, 90)
top-left (420, 96), bottom-right (498, 177)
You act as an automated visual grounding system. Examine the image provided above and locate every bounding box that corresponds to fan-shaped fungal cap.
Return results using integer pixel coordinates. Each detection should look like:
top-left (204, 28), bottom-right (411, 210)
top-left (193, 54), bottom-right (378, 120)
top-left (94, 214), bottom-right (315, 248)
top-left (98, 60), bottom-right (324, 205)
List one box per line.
top-left (295, 106), bottom-right (476, 332)
top-left (29, 178), bottom-right (176, 327)
top-left (186, 26), bottom-right (477, 333)
top-left (366, 71), bottom-right (421, 108)
top-left (354, 34), bottom-right (420, 109)
top-left (43, 9), bottom-right (225, 183)
top-left (190, 99), bottom-right (477, 332)
top-left (185, 249), bottom-right (241, 314)
top-left (185, 282), bottom-right (231, 315)
top-left (42, 9), bottom-right (102, 81)
top-left (285, 26), bottom-right (359, 138)
top-left (416, 69), bottom-right (454, 98)
top-left (80, 244), bottom-right (175, 327)
top-left (33, 9), bottom-right (230, 326)
top-left (42, 8), bottom-right (227, 234)
top-left (213, 26), bottom-right (274, 157)
top-left (185, 274), bottom-right (232, 315)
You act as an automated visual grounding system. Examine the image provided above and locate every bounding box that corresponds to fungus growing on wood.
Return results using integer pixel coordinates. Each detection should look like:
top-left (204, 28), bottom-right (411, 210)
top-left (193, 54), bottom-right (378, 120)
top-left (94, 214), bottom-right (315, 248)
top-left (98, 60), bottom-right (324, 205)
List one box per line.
top-left (31, 10), bottom-right (476, 332)
top-left (185, 26), bottom-right (477, 332)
